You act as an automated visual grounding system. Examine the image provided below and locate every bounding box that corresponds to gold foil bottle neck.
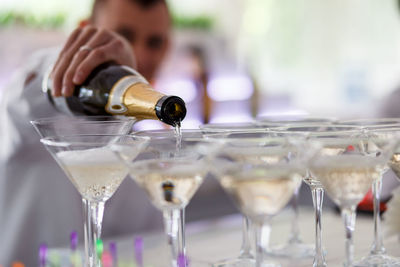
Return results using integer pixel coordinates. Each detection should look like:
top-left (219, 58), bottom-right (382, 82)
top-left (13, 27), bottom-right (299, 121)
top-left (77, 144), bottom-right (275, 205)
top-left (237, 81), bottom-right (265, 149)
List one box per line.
top-left (121, 82), bottom-right (164, 119)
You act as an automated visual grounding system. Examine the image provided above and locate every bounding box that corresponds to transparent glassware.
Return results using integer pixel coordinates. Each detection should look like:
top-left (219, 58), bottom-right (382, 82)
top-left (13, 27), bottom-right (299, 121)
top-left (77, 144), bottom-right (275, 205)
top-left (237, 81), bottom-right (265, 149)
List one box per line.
top-left (31, 115), bottom-right (136, 137)
top-left (113, 129), bottom-right (220, 267)
top-left (255, 117), bottom-right (336, 259)
top-left (209, 135), bottom-right (305, 267)
top-left (338, 119), bottom-right (400, 266)
top-left (39, 134), bottom-right (148, 267)
top-left (31, 116), bottom-right (138, 267)
top-left (200, 124), bottom-right (274, 266)
top-left (270, 124), bottom-right (362, 267)
top-left (308, 133), bottom-right (394, 267)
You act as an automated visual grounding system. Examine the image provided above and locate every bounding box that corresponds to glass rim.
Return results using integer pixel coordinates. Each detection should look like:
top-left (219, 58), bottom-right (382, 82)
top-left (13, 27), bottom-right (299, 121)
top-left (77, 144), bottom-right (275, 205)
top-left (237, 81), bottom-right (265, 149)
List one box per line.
top-left (363, 125), bottom-right (400, 132)
top-left (255, 114), bottom-right (336, 121)
top-left (31, 115), bottom-right (134, 125)
top-left (204, 131), bottom-right (288, 143)
top-left (269, 124), bottom-right (362, 134)
top-left (131, 130), bottom-right (223, 146)
top-left (199, 122), bottom-right (256, 128)
top-left (336, 118), bottom-right (400, 127)
top-left (256, 116), bottom-right (337, 125)
top-left (40, 134), bottom-right (149, 147)
top-left (199, 122), bottom-right (279, 131)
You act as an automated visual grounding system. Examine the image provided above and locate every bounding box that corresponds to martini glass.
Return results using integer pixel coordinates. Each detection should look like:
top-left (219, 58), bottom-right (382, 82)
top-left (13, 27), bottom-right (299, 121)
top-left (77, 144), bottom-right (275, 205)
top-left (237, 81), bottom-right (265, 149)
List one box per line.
top-left (308, 133), bottom-right (393, 267)
top-left (200, 124), bottom-right (278, 266)
top-left (40, 134), bottom-right (148, 267)
top-left (31, 116), bottom-right (137, 266)
top-left (31, 115), bottom-right (135, 137)
top-left (113, 129), bottom-right (220, 267)
top-left (209, 135), bottom-right (305, 267)
top-left (270, 124), bottom-right (362, 267)
top-left (255, 118), bottom-right (336, 259)
top-left (338, 119), bottom-right (400, 266)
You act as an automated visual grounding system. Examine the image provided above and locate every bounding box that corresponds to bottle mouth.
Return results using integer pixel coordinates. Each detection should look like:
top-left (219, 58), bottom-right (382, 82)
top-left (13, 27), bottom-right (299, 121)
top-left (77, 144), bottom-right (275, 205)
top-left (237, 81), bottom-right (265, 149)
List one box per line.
top-left (156, 96), bottom-right (187, 126)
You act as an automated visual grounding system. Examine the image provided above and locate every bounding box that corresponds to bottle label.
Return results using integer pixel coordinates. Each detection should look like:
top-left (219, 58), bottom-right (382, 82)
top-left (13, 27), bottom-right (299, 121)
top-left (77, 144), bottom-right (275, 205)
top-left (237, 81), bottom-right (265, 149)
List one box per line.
top-left (106, 75), bottom-right (144, 114)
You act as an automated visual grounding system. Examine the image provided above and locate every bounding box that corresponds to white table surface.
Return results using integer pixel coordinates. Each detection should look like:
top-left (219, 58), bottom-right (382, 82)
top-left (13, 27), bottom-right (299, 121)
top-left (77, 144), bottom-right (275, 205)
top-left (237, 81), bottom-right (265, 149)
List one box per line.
top-left (105, 207), bottom-right (400, 267)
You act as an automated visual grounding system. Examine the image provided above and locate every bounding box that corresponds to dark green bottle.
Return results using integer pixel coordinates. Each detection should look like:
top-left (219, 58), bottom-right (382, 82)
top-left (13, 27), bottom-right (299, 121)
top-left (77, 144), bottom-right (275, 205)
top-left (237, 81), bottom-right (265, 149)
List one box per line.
top-left (44, 64), bottom-right (186, 126)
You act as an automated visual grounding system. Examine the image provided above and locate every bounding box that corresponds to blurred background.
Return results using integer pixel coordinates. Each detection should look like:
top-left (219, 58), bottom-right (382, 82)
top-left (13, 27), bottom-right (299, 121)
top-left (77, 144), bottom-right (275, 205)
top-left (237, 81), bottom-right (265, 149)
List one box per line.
top-left (1, 0), bottom-right (400, 127)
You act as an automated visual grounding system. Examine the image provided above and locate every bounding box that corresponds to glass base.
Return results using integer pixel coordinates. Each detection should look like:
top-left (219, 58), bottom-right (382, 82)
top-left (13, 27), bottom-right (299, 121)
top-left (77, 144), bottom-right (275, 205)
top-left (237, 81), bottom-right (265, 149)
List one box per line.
top-left (187, 259), bottom-right (214, 267)
top-left (212, 258), bottom-right (281, 267)
top-left (354, 253), bottom-right (400, 267)
top-left (212, 257), bottom-right (255, 267)
top-left (266, 241), bottom-right (315, 259)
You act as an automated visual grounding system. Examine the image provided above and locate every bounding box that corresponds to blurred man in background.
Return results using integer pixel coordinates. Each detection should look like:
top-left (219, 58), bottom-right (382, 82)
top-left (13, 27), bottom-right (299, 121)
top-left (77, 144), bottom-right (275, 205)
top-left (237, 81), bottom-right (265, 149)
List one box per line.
top-left (0, 0), bottom-right (171, 265)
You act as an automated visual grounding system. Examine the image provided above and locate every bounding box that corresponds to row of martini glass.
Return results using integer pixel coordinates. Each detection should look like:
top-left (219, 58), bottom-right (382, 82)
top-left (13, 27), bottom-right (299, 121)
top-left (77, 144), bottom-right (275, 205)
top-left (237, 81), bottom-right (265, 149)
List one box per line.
top-left (31, 116), bottom-right (400, 267)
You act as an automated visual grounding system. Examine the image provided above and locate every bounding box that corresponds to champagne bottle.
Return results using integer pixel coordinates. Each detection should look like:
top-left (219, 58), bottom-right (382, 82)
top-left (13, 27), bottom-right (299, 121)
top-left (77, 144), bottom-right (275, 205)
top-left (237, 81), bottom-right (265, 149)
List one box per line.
top-left (43, 63), bottom-right (186, 126)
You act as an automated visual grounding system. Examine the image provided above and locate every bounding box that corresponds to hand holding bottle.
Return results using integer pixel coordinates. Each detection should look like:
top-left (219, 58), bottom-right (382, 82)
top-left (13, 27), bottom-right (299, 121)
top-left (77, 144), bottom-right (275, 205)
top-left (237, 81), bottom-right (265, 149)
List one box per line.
top-left (51, 25), bottom-right (136, 97)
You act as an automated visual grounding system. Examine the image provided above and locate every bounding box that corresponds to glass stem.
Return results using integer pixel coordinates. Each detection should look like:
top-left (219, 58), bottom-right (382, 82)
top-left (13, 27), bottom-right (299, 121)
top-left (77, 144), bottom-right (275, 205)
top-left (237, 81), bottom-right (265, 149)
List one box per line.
top-left (289, 184), bottom-right (301, 244)
top-left (341, 207), bottom-right (356, 267)
top-left (311, 186), bottom-right (327, 267)
top-left (163, 208), bottom-right (186, 267)
top-left (371, 177), bottom-right (386, 255)
top-left (254, 220), bottom-right (271, 267)
top-left (82, 198), bottom-right (91, 267)
top-left (83, 198), bottom-right (105, 267)
top-left (239, 216), bottom-right (253, 258)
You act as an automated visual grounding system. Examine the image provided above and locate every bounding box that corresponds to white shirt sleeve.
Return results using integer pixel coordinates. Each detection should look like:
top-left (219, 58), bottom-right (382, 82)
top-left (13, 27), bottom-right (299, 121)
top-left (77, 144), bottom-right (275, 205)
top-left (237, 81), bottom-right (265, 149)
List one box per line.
top-left (0, 49), bottom-right (59, 159)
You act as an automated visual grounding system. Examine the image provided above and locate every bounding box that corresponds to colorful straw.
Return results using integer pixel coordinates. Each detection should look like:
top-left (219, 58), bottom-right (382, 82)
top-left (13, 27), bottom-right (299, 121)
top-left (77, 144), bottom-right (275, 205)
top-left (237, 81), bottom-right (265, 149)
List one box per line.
top-left (12, 262), bottom-right (25, 267)
top-left (70, 231), bottom-right (78, 251)
top-left (177, 253), bottom-right (189, 267)
top-left (96, 239), bottom-right (104, 259)
top-left (101, 251), bottom-right (113, 267)
top-left (38, 243), bottom-right (47, 267)
top-left (134, 237), bottom-right (143, 267)
top-left (109, 242), bottom-right (117, 265)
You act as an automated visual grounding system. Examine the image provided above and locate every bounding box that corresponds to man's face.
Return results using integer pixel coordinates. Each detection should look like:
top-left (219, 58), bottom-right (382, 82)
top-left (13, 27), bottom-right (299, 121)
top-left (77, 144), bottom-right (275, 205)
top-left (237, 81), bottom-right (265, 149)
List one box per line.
top-left (93, 0), bottom-right (171, 81)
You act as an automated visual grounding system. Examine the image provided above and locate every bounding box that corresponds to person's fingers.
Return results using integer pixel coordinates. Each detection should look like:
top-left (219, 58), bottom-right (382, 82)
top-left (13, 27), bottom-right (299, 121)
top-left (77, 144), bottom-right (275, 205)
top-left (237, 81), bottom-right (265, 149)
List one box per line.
top-left (60, 48), bottom-right (92, 96)
top-left (50, 28), bottom-right (82, 97)
top-left (51, 26), bottom-right (97, 96)
top-left (71, 30), bottom-right (114, 85)
top-left (72, 38), bottom-right (125, 88)
top-left (73, 40), bottom-right (125, 86)
top-left (62, 30), bottom-right (114, 96)
top-left (51, 27), bottom-right (82, 79)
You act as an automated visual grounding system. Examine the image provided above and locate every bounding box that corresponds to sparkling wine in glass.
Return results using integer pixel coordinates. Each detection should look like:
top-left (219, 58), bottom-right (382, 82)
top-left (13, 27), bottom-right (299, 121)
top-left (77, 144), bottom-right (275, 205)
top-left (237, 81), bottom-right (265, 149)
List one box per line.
top-left (309, 135), bottom-right (391, 267)
top-left (40, 134), bottom-right (148, 267)
top-left (204, 130), bottom-right (295, 266)
top-left (31, 116), bottom-right (140, 267)
top-left (113, 129), bottom-right (219, 267)
top-left (271, 124), bottom-right (362, 267)
top-left (256, 117), bottom-right (336, 259)
top-left (338, 119), bottom-right (400, 267)
top-left (212, 140), bottom-right (304, 267)
top-left (200, 123), bottom-right (274, 266)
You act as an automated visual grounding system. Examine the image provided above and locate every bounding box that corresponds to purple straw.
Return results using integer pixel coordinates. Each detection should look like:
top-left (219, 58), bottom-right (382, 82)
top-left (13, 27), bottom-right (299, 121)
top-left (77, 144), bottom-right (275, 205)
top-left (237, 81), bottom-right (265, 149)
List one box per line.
top-left (177, 253), bottom-right (189, 267)
top-left (109, 242), bottom-right (117, 263)
top-left (39, 243), bottom-right (47, 267)
top-left (70, 231), bottom-right (78, 251)
top-left (134, 237), bottom-right (143, 267)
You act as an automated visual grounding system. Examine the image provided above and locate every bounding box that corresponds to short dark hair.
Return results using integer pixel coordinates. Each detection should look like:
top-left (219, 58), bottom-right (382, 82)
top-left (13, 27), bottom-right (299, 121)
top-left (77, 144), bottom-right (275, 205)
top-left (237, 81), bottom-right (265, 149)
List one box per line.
top-left (92, 0), bottom-right (167, 19)
top-left (129, 0), bottom-right (166, 8)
